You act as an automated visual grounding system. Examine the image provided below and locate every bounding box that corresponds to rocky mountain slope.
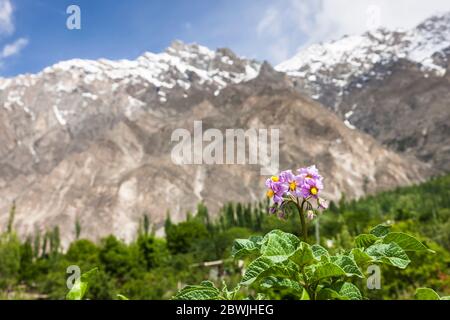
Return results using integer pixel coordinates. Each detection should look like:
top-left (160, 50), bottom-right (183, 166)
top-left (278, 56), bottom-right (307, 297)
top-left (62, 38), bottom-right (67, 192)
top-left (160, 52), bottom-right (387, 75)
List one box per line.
top-left (277, 12), bottom-right (450, 171)
top-left (0, 42), bottom-right (432, 247)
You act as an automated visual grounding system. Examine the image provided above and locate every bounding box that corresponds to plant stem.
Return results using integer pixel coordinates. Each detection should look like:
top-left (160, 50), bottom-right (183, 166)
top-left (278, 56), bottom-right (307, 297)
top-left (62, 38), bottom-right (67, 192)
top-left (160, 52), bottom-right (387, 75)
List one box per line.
top-left (296, 198), bottom-right (307, 242)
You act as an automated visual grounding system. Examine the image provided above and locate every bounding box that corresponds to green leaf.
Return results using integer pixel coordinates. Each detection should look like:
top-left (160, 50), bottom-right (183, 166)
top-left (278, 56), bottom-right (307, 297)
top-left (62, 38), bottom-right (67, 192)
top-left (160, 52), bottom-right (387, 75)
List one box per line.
top-left (221, 281), bottom-right (240, 300)
top-left (441, 296), bottom-right (450, 300)
top-left (350, 248), bottom-right (373, 267)
top-left (383, 232), bottom-right (433, 252)
top-left (415, 288), bottom-right (440, 300)
top-left (244, 295), bottom-right (264, 300)
top-left (260, 277), bottom-right (303, 295)
top-left (316, 282), bottom-right (362, 300)
top-left (316, 288), bottom-right (342, 300)
top-left (66, 268), bottom-right (98, 300)
top-left (289, 242), bottom-right (315, 267)
top-left (232, 236), bottom-right (263, 259)
top-left (330, 282), bottom-right (363, 300)
top-left (355, 234), bottom-right (379, 249)
top-left (117, 294), bottom-right (129, 300)
top-left (260, 230), bottom-right (299, 262)
top-left (241, 256), bottom-right (298, 286)
top-left (311, 244), bottom-right (330, 261)
top-left (300, 288), bottom-right (310, 300)
top-left (173, 281), bottom-right (221, 300)
top-left (332, 255), bottom-right (364, 278)
top-left (370, 224), bottom-right (391, 237)
top-left (241, 256), bottom-right (276, 286)
top-left (310, 262), bottom-right (347, 282)
top-left (365, 242), bottom-right (410, 269)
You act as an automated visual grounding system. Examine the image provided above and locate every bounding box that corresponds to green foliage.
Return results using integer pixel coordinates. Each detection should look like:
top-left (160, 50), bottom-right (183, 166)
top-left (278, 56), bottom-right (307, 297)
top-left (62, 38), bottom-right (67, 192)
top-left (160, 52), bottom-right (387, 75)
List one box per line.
top-left (66, 268), bottom-right (98, 300)
top-left (173, 280), bottom-right (241, 300)
top-left (415, 288), bottom-right (450, 300)
top-left (175, 227), bottom-right (433, 300)
top-left (99, 236), bottom-right (135, 280)
top-left (1, 174), bottom-right (449, 300)
top-left (136, 235), bottom-right (169, 270)
top-left (166, 219), bottom-right (209, 254)
top-left (173, 281), bottom-right (222, 300)
top-left (330, 174), bottom-right (450, 251)
top-left (75, 219), bottom-right (82, 240)
top-left (0, 233), bottom-right (21, 289)
top-left (19, 237), bottom-right (35, 282)
top-left (6, 202), bottom-right (16, 235)
top-left (66, 239), bottom-right (100, 266)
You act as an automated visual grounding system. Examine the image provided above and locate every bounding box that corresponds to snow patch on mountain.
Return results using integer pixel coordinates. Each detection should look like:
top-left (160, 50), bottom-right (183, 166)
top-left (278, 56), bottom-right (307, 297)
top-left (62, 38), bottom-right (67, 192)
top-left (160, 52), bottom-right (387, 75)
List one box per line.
top-left (52, 104), bottom-right (67, 126)
top-left (276, 12), bottom-right (450, 102)
top-left (14, 41), bottom-right (262, 101)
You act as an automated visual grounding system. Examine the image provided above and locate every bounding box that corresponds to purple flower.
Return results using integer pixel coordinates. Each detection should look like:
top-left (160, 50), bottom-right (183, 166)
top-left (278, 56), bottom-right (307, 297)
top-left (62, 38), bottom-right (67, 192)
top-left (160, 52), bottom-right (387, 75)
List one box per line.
top-left (265, 165), bottom-right (326, 213)
top-left (297, 165), bottom-right (321, 178)
top-left (279, 170), bottom-right (304, 197)
top-left (294, 165), bottom-right (324, 199)
top-left (265, 175), bottom-right (283, 187)
top-left (278, 170), bottom-right (293, 183)
top-left (300, 178), bottom-right (323, 199)
top-left (266, 176), bottom-right (288, 205)
top-left (297, 165), bottom-right (323, 185)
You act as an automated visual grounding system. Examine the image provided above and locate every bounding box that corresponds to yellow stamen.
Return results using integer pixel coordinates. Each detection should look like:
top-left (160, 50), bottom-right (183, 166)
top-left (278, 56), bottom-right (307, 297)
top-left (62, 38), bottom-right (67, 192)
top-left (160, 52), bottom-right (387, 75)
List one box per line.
top-left (310, 187), bottom-right (318, 195)
top-left (271, 176), bottom-right (279, 182)
top-left (266, 190), bottom-right (274, 198)
top-left (289, 181), bottom-right (296, 191)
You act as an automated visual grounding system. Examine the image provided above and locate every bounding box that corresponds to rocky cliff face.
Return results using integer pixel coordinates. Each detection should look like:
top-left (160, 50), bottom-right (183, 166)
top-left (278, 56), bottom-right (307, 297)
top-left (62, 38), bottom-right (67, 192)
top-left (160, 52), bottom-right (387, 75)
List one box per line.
top-left (276, 12), bottom-right (450, 171)
top-left (0, 42), bottom-right (431, 247)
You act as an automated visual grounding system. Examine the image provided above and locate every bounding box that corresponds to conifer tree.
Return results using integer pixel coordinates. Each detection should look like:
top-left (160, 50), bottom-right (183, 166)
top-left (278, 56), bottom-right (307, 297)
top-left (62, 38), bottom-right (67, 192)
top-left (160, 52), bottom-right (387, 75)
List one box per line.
top-left (236, 203), bottom-right (244, 227)
top-left (75, 218), bottom-right (81, 240)
top-left (225, 203), bottom-right (235, 227)
top-left (33, 230), bottom-right (40, 259)
top-left (7, 201), bottom-right (16, 234)
top-left (164, 212), bottom-right (172, 234)
top-left (243, 204), bottom-right (253, 228)
top-left (143, 214), bottom-right (150, 236)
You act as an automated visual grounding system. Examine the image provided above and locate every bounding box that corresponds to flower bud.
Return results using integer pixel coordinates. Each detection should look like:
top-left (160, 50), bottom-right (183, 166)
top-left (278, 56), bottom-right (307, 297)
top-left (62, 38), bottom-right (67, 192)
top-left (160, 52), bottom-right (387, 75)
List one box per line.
top-left (318, 198), bottom-right (328, 210)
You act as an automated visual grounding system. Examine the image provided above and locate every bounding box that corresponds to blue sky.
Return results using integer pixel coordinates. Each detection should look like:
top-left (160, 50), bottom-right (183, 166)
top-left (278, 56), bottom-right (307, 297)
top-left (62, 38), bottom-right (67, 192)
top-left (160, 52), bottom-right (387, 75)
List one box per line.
top-left (1, 0), bottom-right (450, 77)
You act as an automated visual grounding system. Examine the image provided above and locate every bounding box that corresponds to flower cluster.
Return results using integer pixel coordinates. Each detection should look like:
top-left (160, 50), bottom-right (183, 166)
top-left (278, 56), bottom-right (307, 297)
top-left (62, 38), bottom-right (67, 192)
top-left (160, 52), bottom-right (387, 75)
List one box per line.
top-left (265, 165), bottom-right (328, 220)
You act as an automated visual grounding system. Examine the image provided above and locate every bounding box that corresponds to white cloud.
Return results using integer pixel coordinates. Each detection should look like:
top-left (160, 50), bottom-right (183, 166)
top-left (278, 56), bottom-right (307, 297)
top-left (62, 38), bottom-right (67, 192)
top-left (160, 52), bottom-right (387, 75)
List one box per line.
top-left (0, 0), bottom-right (13, 35)
top-left (257, 8), bottom-right (282, 37)
top-left (253, 0), bottom-right (450, 63)
top-left (0, 0), bottom-right (29, 68)
top-left (1, 37), bottom-right (28, 58)
top-left (294, 0), bottom-right (450, 44)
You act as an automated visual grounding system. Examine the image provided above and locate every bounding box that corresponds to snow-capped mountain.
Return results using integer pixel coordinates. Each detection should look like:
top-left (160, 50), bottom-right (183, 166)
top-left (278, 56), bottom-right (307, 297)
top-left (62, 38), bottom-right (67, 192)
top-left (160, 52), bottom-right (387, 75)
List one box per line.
top-left (276, 11), bottom-right (450, 108)
top-left (0, 41), bottom-right (261, 171)
top-left (1, 40), bottom-right (261, 124)
top-left (43, 40), bottom-right (261, 98)
top-left (277, 12), bottom-right (450, 171)
top-left (0, 41), bottom-right (430, 247)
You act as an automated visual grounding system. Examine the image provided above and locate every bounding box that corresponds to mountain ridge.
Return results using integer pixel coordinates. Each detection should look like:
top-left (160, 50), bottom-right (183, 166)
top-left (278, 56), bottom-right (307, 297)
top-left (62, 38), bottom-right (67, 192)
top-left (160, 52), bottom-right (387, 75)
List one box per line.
top-left (275, 12), bottom-right (450, 171)
top-left (0, 15), bottom-right (443, 247)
